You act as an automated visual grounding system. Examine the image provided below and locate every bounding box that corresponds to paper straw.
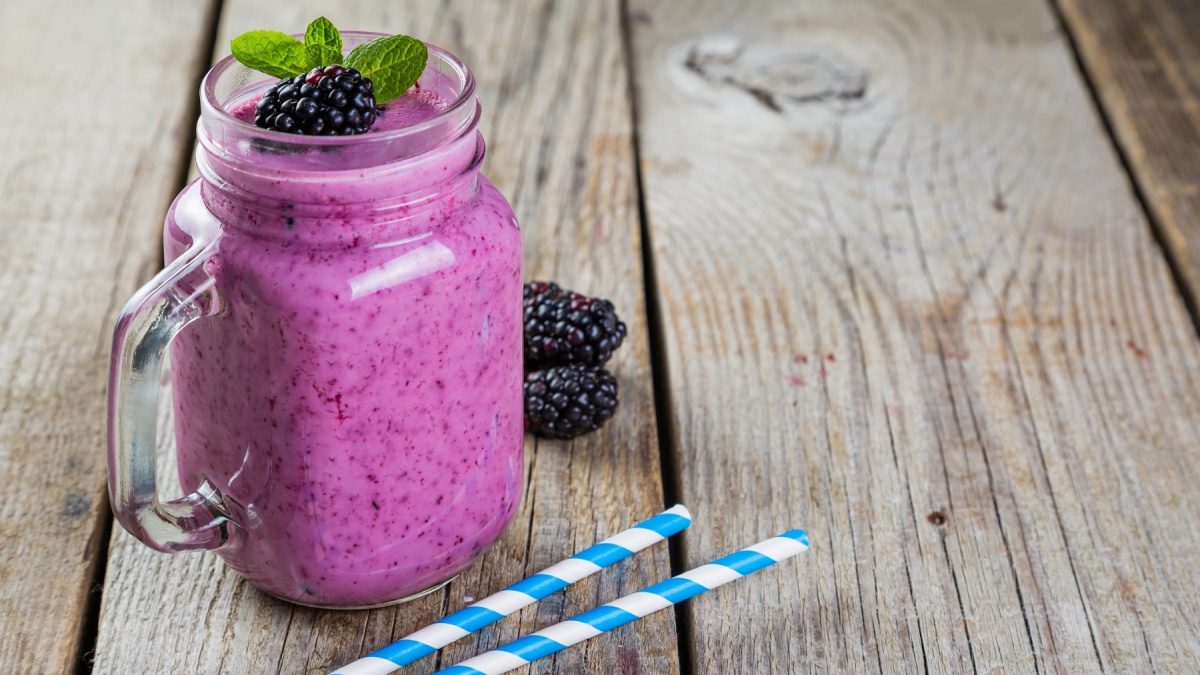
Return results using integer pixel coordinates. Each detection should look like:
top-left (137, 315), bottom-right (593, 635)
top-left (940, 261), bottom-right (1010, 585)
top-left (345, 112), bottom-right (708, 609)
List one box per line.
top-left (436, 529), bottom-right (809, 675)
top-left (333, 505), bottom-right (693, 675)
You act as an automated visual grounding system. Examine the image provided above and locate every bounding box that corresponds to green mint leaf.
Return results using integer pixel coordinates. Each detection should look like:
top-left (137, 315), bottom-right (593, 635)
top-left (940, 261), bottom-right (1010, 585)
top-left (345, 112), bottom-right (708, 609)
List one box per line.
top-left (231, 30), bottom-right (309, 79)
top-left (344, 35), bottom-right (428, 103)
top-left (306, 43), bottom-right (342, 67)
top-left (304, 16), bottom-right (342, 55)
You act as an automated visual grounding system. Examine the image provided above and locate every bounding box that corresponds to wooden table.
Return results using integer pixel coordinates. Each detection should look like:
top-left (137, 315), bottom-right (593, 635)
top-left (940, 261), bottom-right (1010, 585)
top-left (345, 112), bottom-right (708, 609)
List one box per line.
top-left (4, 0), bottom-right (1200, 672)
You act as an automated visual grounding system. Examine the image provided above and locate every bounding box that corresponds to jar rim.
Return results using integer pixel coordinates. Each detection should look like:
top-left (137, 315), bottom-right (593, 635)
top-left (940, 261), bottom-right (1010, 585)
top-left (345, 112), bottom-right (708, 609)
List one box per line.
top-left (200, 33), bottom-right (477, 149)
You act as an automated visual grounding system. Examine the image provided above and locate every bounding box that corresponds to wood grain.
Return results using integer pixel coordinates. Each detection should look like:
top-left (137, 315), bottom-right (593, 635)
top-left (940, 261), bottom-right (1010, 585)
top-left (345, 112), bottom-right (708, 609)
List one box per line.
top-left (92, 2), bottom-right (677, 673)
top-left (1055, 0), bottom-right (1200, 317)
top-left (630, 0), bottom-right (1200, 671)
top-left (0, 1), bottom-right (217, 671)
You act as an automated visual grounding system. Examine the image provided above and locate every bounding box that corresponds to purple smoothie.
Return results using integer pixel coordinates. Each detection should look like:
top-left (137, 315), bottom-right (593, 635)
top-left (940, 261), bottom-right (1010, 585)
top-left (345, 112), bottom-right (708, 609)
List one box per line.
top-left (164, 58), bottom-right (523, 607)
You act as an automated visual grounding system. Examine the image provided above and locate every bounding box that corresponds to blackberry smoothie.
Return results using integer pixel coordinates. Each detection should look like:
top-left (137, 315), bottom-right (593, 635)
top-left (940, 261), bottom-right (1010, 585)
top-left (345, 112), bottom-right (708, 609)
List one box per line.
top-left (158, 42), bottom-right (523, 607)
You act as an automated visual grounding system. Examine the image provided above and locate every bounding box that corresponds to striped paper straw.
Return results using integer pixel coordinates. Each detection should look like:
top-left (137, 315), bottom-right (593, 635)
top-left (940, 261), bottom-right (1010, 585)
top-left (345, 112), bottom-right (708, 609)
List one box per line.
top-left (436, 529), bottom-right (809, 675)
top-left (333, 504), bottom-right (692, 675)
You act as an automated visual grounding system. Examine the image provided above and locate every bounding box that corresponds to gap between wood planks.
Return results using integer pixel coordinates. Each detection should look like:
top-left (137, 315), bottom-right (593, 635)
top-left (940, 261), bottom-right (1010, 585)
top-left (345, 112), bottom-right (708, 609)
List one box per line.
top-left (1047, 0), bottom-right (1200, 336)
top-left (618, 1), bottom-right (696, 673)
top-left (71, 3), bottom-right (227, 673)
top-left (72, 507), bottom-right (112, 675)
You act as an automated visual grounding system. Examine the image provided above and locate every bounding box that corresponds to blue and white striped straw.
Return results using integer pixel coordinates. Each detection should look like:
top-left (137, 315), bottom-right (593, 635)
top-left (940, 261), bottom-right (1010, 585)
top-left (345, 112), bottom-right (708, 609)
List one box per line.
top-left (333, 505), bottom-right (692, 675)
top-left (435, 529), bottom-right (809, 675)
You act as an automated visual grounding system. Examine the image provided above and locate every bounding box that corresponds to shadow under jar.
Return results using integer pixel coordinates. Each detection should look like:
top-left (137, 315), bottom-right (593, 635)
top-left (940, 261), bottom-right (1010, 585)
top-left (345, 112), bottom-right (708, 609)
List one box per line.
top-left (107, 35), bottom-right (524, 608)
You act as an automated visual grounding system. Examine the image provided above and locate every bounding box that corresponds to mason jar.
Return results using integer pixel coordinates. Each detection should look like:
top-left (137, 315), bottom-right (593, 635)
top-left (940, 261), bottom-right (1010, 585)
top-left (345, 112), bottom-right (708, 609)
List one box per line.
top-left (107, 35), bottom-right (524, 608)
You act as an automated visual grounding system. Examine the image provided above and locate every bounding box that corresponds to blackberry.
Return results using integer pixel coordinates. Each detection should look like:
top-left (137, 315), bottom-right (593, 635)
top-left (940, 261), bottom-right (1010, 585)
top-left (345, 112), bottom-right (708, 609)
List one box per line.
top-left (254, 65), bottom-right (378, 135)
top-left (524, 282), bottom-right (627, 367)
top-left (524, 365), bottom-right (619, 439)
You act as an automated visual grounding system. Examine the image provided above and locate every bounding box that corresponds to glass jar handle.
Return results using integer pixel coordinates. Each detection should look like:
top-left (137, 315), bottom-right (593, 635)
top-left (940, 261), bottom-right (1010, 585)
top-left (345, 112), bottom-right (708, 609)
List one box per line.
top-left (106, 231), bottom-right (233, 552)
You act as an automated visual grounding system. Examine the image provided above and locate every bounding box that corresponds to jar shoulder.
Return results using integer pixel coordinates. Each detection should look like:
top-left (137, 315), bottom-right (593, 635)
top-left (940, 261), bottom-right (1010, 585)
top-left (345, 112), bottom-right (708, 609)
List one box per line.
top-left (165, 177), bottom-right (519, 258)
top-left (164, 177), bottom-right (521, 311)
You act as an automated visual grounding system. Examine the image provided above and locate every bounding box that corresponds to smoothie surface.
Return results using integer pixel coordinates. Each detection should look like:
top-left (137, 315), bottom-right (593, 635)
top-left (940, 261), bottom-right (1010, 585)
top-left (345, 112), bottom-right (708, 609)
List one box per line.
top-left (228, 85), bottom-right (450, 133)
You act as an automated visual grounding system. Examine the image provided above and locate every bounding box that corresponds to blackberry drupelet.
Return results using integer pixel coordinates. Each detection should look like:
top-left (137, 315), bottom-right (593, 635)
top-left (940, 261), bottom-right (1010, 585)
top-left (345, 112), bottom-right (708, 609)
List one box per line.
top-left (523, 282), bottom-right (627, 367)
top-left (254, 65), bottom-right (378, 135)
top-left (524, 365), bottom-right (619, 439)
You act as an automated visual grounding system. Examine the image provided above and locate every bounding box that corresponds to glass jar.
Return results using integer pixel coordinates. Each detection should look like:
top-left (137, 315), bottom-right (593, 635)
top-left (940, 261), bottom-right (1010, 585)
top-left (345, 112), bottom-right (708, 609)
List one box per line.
top-left (107, 35), bottom-right (524, 608)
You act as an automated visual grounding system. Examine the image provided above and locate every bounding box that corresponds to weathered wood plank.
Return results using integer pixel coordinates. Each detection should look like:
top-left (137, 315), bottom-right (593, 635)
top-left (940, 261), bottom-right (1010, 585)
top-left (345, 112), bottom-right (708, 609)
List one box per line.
top-left (0, 1), bottom-right (217, 671)
top-left (1055, 0), bottom-right (1200, 317)
top-left (630, 0), bottom-right (1200, 671)
top-left (92, 2), bottom-right (676, 673)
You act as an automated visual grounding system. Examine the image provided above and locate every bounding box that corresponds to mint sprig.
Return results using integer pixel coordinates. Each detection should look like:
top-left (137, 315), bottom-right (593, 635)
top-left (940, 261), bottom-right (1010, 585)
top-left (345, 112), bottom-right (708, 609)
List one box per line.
top-left (344, 36), bottom-right (428, 103)
top-left (305, 17), bottom-right (342, 53)
top-left (230, 17), bottom-right (428, 104)
top-left (230, 30), bottom-right (310, 79)
top-left (304, 16), bottom-right (342, 67)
